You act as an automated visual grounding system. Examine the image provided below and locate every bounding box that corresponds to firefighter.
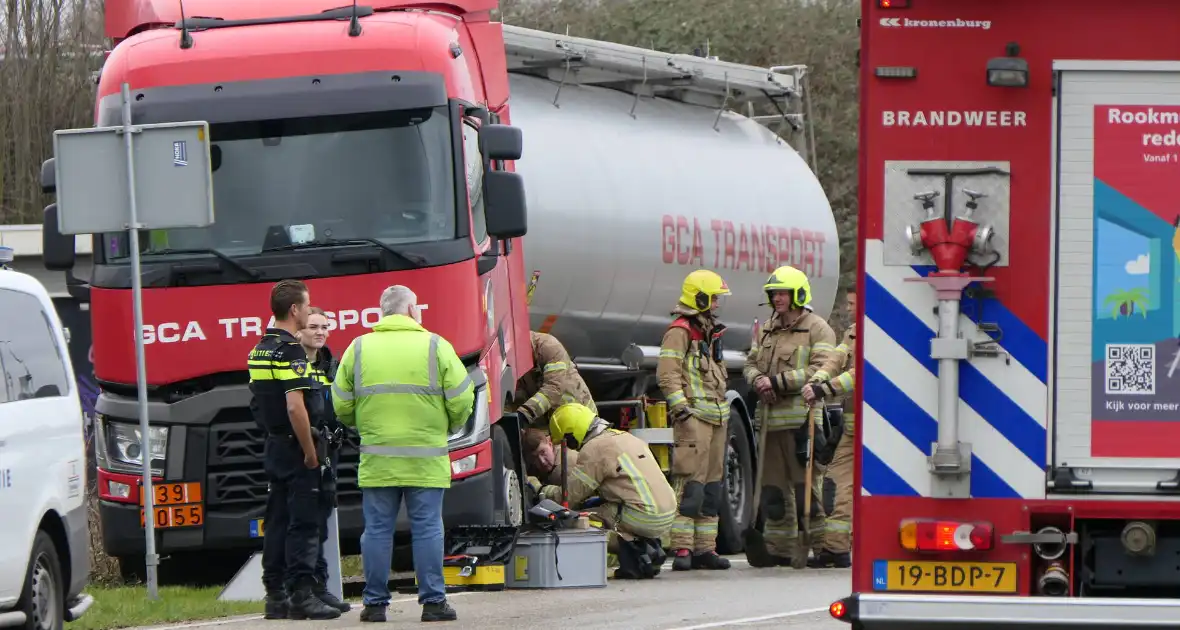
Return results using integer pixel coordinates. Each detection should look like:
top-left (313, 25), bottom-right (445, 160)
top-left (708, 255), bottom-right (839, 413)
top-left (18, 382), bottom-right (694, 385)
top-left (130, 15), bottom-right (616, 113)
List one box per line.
top-left (657, 269), bottom-right (733, 572)
top-left (512, 331), bottom-right (597, 428)
top-left (537, 403), bottom-right (676, 580)
top-left (298, 307), bottom-right (351, 612)
top-left (743, 265), bottom-right (842, 568)
top-left (522, 426), bottom-right (578, 487)
top-left (249, 280), bottom-right (341, 621)
top-left (808, 289), bottom-right (856, 569)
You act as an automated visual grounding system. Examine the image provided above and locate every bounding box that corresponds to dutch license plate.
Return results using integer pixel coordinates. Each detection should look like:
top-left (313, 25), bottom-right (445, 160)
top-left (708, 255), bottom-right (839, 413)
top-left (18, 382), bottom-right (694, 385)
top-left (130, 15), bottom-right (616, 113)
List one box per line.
top-left (873, 560), bottom-right (1018, 593)
top-left (139, 482), bottom-right (202, 506)
top-left (250, 519), bottom-right (265, 538)
top-left (140, 503), bottom-right (204, 529)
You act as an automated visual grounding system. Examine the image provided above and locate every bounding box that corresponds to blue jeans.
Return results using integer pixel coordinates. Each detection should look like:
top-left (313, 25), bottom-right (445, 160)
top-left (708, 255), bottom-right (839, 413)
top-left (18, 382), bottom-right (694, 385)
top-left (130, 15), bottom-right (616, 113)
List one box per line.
top-left (360, 487), bottom-right (446, 606)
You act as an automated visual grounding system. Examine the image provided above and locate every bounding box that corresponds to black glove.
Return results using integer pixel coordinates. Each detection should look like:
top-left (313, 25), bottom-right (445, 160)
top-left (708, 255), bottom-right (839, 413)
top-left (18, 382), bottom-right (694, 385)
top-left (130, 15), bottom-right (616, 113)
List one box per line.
top-left (516, 410), bottom-right (532, 427)
top-left (806, 382), bottom-right (827, 401)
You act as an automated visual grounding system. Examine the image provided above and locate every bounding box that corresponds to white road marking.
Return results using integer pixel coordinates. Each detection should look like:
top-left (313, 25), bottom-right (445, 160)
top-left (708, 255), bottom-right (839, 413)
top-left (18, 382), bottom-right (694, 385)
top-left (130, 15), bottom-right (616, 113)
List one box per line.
top-left (658, 607), bottom-right (829, 630)
top-left (134, 593), bottom-right (474, 629)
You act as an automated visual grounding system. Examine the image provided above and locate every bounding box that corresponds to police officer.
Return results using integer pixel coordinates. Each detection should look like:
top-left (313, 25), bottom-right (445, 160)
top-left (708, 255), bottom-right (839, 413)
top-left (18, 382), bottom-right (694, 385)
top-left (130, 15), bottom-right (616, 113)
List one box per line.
top-left (250, 280), bottom-right (340, 621)
top-left (298, 307), bottom-right (350, 613)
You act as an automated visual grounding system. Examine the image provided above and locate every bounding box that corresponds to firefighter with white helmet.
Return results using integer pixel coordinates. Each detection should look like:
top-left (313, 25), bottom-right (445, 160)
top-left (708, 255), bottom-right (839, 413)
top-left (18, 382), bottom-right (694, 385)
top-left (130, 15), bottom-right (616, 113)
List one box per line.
top-left (657, 269), bottom-right (733, 572)
top-left (536, 403), bottom-right (675, 579)
top-left (743, 265), bottom-right (841, 568)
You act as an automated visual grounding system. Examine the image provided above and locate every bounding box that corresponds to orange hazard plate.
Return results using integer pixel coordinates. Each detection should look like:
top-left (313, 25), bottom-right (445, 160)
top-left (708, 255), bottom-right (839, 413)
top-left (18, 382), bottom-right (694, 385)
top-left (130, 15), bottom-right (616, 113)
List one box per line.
top-left (140, 503), bottom-right (204, 529)
top-left (139, 481), bottom-right (202, 506)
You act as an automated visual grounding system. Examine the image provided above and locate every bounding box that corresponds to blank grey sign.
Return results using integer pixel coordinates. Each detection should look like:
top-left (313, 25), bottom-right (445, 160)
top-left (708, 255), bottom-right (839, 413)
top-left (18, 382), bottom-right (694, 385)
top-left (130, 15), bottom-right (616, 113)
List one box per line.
top-left (52, 121), bottom-right (215, 235)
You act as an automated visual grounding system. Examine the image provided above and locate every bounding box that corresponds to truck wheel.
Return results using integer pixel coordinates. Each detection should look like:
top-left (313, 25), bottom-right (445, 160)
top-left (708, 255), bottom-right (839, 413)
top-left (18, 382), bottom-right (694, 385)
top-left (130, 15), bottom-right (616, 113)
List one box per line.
top-left (18, 530), bottom-right (64, 630)
top-left (716, 407), bottom-right (754, 555)
top-left (492, 427), bottom-right (524, 527)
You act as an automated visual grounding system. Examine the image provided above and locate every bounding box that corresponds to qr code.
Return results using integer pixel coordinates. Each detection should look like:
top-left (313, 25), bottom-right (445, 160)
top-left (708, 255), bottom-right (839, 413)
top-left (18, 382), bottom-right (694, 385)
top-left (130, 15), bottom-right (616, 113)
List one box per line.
top-left (1105, 343), bottom-right (1156, 395)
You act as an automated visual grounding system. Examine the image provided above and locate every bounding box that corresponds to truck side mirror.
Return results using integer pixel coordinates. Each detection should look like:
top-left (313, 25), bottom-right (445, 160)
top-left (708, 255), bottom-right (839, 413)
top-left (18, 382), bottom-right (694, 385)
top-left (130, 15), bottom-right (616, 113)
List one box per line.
top-left (43, 203), bottom-right (76, 271)
top-left (480, 124), bottom-right (522, 161)
top-left (484, 171), bottom-right (527, 239)
top-left (41, 157), bottom-right (56, 194)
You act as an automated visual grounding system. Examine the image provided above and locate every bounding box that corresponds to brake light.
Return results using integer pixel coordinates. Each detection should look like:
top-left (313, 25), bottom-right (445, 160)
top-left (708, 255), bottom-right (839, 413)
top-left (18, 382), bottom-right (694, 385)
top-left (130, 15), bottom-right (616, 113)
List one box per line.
top-left (899, 518), bottom-right (994, 551)
top-left (829, 600), bottom-right (847, 620)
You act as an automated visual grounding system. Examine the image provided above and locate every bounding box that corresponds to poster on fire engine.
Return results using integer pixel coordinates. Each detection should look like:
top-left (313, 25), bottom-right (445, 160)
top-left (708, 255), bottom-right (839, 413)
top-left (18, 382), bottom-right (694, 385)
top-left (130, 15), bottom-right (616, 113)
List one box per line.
top-left (1091, 104), bottom-right (1180, 458)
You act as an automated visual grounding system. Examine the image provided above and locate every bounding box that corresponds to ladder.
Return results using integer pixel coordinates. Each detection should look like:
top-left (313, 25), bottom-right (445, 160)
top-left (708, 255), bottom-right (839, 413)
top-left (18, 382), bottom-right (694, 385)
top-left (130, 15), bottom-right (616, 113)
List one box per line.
top-left (501, 24), bottom-right (813, 158)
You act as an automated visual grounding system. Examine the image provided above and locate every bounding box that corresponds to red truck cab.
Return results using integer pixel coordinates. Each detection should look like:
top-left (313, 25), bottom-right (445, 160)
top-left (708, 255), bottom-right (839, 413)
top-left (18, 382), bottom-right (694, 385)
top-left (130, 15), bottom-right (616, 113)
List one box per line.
top-left (40, 0), bottom-right (533, 579)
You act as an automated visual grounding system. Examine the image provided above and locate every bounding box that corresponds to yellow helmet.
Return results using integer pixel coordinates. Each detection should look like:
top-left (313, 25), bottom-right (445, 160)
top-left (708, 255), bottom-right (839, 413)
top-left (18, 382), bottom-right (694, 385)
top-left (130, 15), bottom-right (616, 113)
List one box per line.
top-left (679, 270), bottom-right (731, 312)
top-left (764, 265), bottom-right (811, 308)
top-left (550, 403), bottom-right (597, 448)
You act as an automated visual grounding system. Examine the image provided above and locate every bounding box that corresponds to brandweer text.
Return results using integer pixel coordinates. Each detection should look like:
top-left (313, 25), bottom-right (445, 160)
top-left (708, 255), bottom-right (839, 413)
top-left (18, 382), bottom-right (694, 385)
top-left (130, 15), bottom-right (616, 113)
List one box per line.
top-left (883, 110), bottom-right (1027, 127)
top-left (661, 214), bottom-right (827, 279)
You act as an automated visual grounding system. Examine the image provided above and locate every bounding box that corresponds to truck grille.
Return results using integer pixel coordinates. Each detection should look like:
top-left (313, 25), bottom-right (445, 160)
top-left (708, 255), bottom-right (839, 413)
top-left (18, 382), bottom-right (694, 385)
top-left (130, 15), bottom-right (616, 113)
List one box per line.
top-left (206, 411), bottom-right (360, 509)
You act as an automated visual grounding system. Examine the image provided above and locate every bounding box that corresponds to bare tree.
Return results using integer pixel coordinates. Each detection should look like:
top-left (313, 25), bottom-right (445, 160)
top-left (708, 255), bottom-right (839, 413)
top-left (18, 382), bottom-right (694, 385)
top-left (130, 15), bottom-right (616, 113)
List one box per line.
top-left (0, 0), bottom-right (104, 225)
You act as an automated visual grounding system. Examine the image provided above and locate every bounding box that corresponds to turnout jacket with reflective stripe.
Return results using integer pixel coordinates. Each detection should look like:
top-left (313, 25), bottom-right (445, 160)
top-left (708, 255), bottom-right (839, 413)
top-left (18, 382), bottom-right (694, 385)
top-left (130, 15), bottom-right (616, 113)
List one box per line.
top-left (655, 306), bottom-right (729, 425)
top-left (544, 423), bottom-right (677, 532)
top-left (743, 310), bottom-right (840, 431)
top-left (332, 315), bottom-right (476, 489)
top-left (515, 331), bottom-right (596, 425)
top-left (817, 323), bottom-right (856, 437)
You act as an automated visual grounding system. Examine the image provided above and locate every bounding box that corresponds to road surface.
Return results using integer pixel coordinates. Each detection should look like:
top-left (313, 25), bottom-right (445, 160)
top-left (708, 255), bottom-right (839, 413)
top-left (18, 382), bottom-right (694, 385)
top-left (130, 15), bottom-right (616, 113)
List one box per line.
top-left (134, 557), bottom-right (850, 630)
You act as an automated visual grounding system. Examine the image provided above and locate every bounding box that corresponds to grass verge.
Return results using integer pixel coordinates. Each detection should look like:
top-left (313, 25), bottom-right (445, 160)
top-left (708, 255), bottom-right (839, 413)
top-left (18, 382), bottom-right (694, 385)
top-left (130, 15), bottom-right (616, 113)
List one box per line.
top-left (73, 585), bottom-right (263, 630)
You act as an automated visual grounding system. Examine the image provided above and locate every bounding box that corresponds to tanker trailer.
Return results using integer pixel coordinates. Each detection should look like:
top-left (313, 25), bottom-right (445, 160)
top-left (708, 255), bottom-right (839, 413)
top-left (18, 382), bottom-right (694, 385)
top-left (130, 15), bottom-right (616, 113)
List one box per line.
top-left (502, 27), bottom-right (841, 554)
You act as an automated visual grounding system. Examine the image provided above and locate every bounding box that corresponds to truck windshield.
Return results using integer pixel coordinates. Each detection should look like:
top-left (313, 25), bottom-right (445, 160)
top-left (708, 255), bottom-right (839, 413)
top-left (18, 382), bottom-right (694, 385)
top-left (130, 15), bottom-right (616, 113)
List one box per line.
top-left (100, 106), bottom-right (456, 260)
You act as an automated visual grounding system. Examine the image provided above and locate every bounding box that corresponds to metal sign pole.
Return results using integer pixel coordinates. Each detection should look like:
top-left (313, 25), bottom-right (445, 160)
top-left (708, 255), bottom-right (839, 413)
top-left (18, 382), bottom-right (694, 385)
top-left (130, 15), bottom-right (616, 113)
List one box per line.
top-left (325, 507), bottom-right (343, 600)
top-left (121, 82), bottom-right (160, 601)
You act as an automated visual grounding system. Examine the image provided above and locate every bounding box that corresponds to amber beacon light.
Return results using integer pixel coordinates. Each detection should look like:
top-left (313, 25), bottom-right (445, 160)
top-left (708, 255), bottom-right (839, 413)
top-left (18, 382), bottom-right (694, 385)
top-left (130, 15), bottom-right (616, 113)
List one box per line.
top-left (879, 0), bottom-right (911, 7)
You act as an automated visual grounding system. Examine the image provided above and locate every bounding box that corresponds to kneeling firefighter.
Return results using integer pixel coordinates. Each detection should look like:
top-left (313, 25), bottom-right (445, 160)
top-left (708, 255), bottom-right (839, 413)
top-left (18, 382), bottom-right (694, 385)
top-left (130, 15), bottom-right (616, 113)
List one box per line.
top-left (657, 269), bottom-right (733, 572)
top-left (538, 403), bottom-right (676, 579)
top-left (743, 265), bottom-right (842, 568)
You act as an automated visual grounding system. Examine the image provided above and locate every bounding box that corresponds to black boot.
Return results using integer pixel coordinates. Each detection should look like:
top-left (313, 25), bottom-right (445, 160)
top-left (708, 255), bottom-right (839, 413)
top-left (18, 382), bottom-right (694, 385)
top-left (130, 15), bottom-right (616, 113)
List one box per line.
top-left (691, 551), bottom-right (731, 570)
top-left (809, 550), bottom-right (836, 568)
top-left (421, 600), bottom-right (458, 622)
top-left (287, 587), bottom-right (342, 621)
top-left (831, 551), bottom-right (852, 568)
top-left (671, 549), bottom-right (693, 571)
top-left (264, 592), bottom-right (288, 620)
top-left (360, 605), bottom-right (387, 623)
top-left (314, 587), bottom-right (352, 613)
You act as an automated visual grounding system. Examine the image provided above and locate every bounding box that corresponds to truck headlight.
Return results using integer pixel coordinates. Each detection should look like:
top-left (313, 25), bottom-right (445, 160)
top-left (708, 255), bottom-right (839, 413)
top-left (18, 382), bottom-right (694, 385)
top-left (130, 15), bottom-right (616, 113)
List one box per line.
top-left (105, 420), bottom-right (168, 476)
top-left (448, 366), bottom-right (490, 450)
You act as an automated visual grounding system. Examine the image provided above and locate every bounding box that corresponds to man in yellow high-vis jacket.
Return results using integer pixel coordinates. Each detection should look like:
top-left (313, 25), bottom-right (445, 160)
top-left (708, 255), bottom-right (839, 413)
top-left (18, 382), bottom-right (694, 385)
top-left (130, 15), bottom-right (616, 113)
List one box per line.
top-left (333, 285), bottom-right (474, 624)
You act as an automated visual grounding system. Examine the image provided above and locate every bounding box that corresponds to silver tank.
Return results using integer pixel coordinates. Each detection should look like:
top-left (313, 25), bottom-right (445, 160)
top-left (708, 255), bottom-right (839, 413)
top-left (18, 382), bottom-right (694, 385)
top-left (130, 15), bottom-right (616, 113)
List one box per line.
top-left (509, 73), bottom-right (840, 363)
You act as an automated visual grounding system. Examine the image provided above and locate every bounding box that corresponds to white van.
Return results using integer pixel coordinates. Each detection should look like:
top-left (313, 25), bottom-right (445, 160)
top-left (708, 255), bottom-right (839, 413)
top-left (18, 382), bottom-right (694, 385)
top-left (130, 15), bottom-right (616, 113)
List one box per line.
top-left (0, 256), bottom-right (92, 629)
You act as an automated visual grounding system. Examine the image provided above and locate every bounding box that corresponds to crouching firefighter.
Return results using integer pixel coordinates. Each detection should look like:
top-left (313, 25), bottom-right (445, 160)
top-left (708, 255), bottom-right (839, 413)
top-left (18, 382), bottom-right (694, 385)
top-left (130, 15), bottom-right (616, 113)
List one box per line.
top-left (743, 266), bottom-right (842, 569)
top-left (512, 331), bottom-right (597, 428)
top-left (657, 270), bottom-right (733, 572)
top-left (538, 403), bottom-right (676, 579)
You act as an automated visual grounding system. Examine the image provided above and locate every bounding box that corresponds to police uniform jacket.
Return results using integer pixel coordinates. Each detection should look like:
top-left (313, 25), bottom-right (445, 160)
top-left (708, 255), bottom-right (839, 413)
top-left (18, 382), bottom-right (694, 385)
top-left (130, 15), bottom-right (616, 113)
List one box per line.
top-left (248, 328), bottom-right (323, 435)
